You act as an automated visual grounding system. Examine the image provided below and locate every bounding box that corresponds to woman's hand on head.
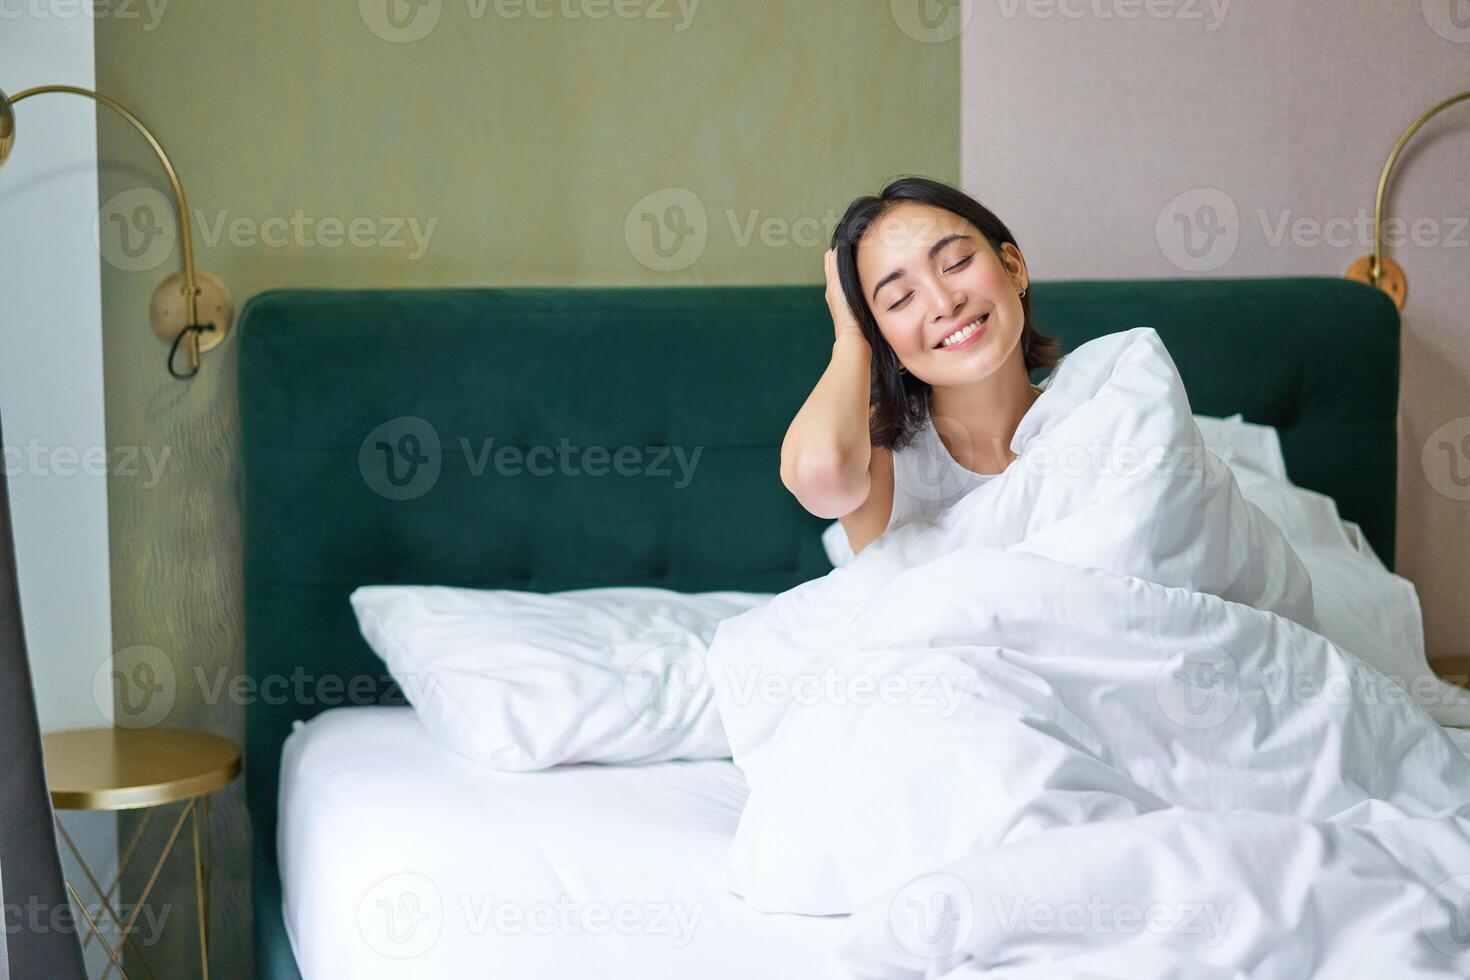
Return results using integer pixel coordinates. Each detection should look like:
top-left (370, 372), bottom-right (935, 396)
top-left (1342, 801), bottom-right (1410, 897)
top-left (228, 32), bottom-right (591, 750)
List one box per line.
top-left (779, 248), bottom-right (881, 521)
top-left (824, 248), bottom-right (865, 342)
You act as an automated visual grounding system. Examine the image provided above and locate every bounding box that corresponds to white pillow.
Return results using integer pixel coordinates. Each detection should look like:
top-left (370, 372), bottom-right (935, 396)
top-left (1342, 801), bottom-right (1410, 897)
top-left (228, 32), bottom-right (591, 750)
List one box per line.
top-left (1191, 411), bottom-right (1289, 481)
top-left (1224, 463), bottom-right (1468, 725)
top-left (349, 585), bottom-right (770, 771)
top-left (1188, 417), bottom-right (1461, 720)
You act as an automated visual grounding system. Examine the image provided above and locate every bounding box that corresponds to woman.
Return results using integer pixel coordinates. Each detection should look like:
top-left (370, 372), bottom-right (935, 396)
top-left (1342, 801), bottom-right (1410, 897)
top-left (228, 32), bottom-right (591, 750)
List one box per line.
top-left (781, 176), bottom-right (1062, 558)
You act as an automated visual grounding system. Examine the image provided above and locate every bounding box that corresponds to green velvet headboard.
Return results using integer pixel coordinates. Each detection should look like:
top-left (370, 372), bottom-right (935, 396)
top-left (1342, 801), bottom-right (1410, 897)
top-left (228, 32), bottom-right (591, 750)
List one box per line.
top-left (239, 277), bottom-right (1399, 979)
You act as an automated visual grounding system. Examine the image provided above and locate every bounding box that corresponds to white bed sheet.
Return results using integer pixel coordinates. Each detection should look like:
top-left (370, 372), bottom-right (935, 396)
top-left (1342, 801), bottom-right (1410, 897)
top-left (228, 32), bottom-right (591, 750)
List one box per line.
top-left (277, 706), bottom-right (851, 980)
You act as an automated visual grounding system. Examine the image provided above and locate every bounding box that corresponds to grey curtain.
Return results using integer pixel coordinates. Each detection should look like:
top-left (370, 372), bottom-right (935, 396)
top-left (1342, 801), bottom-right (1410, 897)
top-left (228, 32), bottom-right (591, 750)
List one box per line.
top-left (0, 407), bottom-right (87, 979)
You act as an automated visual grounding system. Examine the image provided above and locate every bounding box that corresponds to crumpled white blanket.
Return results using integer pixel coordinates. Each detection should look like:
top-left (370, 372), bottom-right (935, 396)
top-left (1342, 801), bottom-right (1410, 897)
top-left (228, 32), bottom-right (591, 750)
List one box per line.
top-left (705, 328), bottom-right (1470, 977)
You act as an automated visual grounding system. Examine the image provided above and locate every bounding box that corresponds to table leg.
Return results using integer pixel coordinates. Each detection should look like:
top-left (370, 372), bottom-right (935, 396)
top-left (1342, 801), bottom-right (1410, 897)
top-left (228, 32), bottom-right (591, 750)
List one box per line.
top-left (80, 810), bottom-right (152, 953)
top-left (99, 799), bottom-right (194, 980)
top-left (203, 794), bottom-right (212, 948)
top-left (60, 797), bottom-right (215, 980)
top-left (56, 816), bottom-right (158, 979)
top-left (193, 800), bottom-right (210, 980)
top-left (55, 818), bottom-right (130, 943)
top-left (65, 879), bottom-right (130, 980)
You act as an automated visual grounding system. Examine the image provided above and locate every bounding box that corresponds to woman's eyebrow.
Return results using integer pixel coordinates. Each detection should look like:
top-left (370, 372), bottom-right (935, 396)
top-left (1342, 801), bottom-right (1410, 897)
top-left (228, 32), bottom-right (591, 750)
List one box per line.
top-left (927, 233), bottom-right (974, 258)
top-left (870, 270), bottom-right (903, 301)
top-left (869, 234), bottom-right (975, 301)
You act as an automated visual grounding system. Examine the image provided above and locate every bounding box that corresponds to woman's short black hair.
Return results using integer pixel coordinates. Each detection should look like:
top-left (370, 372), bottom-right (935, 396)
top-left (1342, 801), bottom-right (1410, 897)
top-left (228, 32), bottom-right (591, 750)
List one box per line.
top-left (831, 176), bottom-right (1063, 450)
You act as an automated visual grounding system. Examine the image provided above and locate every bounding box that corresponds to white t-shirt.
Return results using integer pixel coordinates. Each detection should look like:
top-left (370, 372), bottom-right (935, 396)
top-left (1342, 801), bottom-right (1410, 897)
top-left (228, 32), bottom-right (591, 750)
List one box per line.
top-left (820, 414), bottom-right (1005, 568)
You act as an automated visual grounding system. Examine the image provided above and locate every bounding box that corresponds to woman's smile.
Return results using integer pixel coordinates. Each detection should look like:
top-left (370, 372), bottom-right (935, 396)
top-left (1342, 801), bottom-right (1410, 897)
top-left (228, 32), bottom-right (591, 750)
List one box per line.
top-left (934, 311), bottom-right (989, 350)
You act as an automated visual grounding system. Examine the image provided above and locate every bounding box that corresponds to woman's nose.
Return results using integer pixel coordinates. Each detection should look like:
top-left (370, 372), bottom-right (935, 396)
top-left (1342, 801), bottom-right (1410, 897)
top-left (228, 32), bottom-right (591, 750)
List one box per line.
top-left (928, 286), bottom-right (965, 322)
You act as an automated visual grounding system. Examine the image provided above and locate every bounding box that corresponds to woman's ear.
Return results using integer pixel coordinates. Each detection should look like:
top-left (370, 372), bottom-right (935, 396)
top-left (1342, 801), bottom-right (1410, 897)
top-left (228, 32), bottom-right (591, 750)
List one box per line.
top-left (1000, 242), bottom-right (1029, 295)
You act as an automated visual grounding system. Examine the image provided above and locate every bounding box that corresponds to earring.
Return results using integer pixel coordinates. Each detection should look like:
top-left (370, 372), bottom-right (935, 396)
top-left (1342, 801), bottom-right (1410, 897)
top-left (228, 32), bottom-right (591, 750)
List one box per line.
top-left (1019, 286), bottom-right (1028, 298)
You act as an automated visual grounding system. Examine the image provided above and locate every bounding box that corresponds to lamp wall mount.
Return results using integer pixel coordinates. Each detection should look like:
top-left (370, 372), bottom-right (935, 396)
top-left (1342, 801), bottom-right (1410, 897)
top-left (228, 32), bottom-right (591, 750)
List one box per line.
top-left (0, 84), bottom-right (232, 380)
top-left (1346, 90), bottom-right (1470, 312)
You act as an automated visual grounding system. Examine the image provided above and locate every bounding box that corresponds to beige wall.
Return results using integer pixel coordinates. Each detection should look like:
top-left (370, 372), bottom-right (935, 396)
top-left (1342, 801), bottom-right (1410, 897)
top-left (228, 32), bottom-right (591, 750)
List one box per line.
top-left (961, 0), bottom-right (1470, 668)
top-left (92, 2), bottom-right (958, 974)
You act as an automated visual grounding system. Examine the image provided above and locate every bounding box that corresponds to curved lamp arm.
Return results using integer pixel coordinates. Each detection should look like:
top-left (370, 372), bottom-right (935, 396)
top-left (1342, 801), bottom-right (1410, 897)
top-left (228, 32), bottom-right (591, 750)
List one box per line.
top-left (1347, 90), bottom-right (1470, 311)
top-left (0, 85), bottom-right (232, 379)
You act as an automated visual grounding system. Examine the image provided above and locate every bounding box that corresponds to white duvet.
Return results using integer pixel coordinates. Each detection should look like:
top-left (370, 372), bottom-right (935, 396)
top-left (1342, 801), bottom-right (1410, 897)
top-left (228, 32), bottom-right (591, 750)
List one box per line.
top-left (705, 328), bottom-right (1470, 977)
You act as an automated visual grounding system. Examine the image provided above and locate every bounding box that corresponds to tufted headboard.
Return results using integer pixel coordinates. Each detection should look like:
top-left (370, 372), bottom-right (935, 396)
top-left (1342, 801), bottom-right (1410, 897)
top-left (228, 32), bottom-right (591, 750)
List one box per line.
top-left (239, 277), bottom-right (1399, 979)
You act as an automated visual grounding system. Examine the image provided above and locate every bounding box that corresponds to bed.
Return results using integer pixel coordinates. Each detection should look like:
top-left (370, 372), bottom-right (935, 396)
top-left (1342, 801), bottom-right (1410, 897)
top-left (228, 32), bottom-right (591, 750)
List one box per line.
top-left (240, 278), bottom-right (1405, 979)
top-left (276, 706), bottom-right (851, 977)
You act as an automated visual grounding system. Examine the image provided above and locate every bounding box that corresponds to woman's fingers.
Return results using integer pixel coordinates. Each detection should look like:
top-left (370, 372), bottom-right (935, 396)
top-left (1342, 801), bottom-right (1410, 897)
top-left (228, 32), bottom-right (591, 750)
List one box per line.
top-left (825, 248), bottom-right (859, 339)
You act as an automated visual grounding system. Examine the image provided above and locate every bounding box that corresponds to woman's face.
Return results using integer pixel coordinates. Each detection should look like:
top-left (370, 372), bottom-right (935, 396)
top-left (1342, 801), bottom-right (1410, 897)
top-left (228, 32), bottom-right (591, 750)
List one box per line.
top-left (855, 202), bottom-right (1029, 388)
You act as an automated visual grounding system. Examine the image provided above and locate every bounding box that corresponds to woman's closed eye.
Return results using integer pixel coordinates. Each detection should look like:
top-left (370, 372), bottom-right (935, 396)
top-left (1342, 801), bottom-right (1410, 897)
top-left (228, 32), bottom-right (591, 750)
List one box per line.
top-left (885, 254), bottom-right (975, 311)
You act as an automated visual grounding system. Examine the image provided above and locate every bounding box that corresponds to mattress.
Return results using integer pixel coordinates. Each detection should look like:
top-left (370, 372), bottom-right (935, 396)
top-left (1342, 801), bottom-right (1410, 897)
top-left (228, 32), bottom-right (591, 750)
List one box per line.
top-left (277, 706), bottom-right (852, 979)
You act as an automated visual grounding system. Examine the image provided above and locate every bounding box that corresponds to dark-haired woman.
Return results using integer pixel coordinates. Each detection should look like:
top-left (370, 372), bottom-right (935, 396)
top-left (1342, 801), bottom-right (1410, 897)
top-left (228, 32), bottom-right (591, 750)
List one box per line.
top-left (781, 176), bottom-right (1063, 558)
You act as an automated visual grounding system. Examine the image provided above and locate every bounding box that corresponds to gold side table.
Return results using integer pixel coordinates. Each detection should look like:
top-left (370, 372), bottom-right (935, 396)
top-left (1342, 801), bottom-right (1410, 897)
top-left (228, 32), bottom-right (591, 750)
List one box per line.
top-left (42, 727), bottom-right (241, 980)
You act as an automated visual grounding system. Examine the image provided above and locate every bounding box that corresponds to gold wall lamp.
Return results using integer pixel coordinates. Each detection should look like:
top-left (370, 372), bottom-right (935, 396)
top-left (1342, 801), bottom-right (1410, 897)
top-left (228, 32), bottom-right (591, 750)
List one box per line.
top-left (0, 85), bottom-right (232, 380)
top-left (1346, 90), bottom-right (1470, 311)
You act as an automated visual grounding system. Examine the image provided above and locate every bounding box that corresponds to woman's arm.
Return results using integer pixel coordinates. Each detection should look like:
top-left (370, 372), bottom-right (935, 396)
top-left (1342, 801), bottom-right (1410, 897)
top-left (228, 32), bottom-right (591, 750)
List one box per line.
top-left (779, 250), bottom-right (895, 548)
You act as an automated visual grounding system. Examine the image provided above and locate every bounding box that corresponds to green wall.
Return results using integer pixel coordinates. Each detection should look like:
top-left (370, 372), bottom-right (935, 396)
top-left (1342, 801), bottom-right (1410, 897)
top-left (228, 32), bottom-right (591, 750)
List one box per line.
top-left (93, 1), bottom-right (957, 973)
